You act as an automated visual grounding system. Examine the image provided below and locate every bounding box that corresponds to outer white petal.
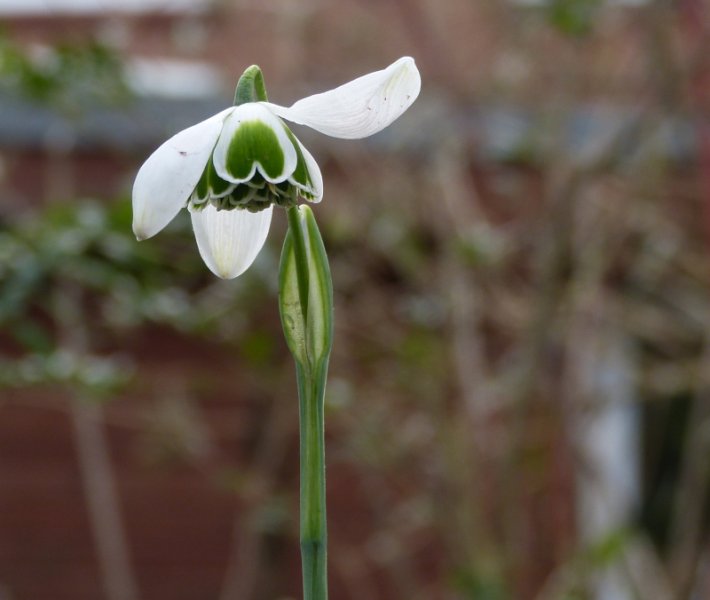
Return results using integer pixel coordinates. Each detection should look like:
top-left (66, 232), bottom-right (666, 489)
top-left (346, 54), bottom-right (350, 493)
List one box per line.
top-left (213, 103), bottom-right (298, 184)
top-left (263, 57), bottom-right (421, 139)
top-left (190, 205), bottom-right (273, 279)
top-left (132, 107), bottom-right (233, 240)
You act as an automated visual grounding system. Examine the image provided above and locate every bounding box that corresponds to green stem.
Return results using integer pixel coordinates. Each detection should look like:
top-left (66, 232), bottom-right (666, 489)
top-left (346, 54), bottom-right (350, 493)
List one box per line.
top-left (284, 206), bottom-right (329, 600)
top-left (297, 360), bottom-right (328, 600)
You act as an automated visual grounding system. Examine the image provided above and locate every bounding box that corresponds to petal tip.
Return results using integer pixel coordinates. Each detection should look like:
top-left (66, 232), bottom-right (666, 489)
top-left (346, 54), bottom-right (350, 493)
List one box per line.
top-left (132, 221), bottom-right (150, 241)
top-left (132, 208), bottom-right (164, 241)
top-left (394, 56), bottom-right (421, 97)
top-left (133, 219), bottom-right (150, 242)
top-left (215, 268), bottom-right (236, 280)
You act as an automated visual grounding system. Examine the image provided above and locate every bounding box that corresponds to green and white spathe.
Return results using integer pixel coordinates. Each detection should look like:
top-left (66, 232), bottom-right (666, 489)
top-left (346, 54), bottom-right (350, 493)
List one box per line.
top-left (132, 57), bottom-right (421, 279)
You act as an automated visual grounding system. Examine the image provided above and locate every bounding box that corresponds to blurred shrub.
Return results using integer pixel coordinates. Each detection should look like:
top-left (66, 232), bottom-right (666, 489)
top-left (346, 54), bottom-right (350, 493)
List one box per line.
top-left (0, 32), bottom-right (130, 109)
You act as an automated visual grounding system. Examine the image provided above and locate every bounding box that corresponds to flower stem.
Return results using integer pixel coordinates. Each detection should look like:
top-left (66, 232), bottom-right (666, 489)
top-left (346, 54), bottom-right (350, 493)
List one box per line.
top-left (280, 206), bottom-right (332, 600)
top-left (296, 359), bottom-right (328, 600)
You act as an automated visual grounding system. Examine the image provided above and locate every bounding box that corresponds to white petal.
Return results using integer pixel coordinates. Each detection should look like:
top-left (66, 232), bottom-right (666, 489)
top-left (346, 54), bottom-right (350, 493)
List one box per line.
top-left (264, 57), bottom-right (421, 139)
top-left (132, 108), bottom-right (233, 240)
top-left (190, 205), bottom-right (273, 279)
top-left (293, 138), bottom-right (323, 203)
top-left (212, 103), bottom-right (298, 184)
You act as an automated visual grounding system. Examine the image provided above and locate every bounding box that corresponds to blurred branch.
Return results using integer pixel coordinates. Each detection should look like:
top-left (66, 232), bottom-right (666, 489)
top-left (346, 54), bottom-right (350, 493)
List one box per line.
top-left (430, 137), bottom-right (499, 578)
top-left (54, 284), bottom-right (141, 600)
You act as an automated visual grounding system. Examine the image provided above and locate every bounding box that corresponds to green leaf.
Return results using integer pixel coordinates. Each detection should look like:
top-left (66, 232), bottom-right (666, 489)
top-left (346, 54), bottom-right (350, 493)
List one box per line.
top-left (279, 229), bottom-right (308, 365)
top-left (303, 206), bottom-right (333, 370)
top-left (278, 206), bottom-right (333, 371)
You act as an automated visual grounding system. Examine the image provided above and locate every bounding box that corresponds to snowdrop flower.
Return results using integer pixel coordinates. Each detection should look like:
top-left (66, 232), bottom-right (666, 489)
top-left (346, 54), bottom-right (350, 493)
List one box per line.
top-left (132, 57), bottom-right (421, 279)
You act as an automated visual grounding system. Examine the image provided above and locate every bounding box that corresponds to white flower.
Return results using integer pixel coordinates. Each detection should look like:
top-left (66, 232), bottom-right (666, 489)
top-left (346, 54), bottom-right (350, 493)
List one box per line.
top-left (132, 57), bottom-right (421, 279)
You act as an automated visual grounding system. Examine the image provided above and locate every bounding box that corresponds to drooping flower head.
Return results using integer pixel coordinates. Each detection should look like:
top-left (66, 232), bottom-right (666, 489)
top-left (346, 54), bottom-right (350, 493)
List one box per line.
top-left (132, 57), bottom-right (421, 278)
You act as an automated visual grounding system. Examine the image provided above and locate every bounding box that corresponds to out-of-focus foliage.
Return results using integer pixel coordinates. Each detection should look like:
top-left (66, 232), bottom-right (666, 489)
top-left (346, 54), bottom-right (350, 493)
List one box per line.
top-left (0, 32), bottom-right (130, 110)
top-left (546, 0), bottom-right (602, 36)
top-left (0, 201), bottom-right (275, 397)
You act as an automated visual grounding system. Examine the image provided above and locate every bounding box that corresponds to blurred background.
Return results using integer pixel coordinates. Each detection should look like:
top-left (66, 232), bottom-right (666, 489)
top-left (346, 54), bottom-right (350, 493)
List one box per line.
top-left (0, 0), bottom-right (708, 599)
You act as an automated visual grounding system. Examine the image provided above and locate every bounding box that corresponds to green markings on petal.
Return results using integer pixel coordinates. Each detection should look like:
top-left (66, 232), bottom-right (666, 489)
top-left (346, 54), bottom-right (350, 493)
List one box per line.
top-left (225, 120), bottom-right (286, 181)
top-left (193, 164), bottom-right (210, 202)
top-left (284, 129), bottom-right (322, 202)
top-left (205, 104), bottom-right (319, 211)
top-left (208, 159), bottom-right (233, 196)
top-left (286, 129), bottom-right (312, 189)
top-left (192, 155), bottom-right (234, 204)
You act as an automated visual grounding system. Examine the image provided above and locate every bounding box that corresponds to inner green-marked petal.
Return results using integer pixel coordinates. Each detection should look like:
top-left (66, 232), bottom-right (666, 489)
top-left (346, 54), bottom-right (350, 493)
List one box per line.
top-left (194, 163), bottom-right (210, 200)
top-left (285, 129), bottom-right (312, 189)
top-left (226, 120), bottom-right (287, 180)
top-left (194, 155), bottom-right (233, 200)
top-left (207, 158), bottom-right (232, 196)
